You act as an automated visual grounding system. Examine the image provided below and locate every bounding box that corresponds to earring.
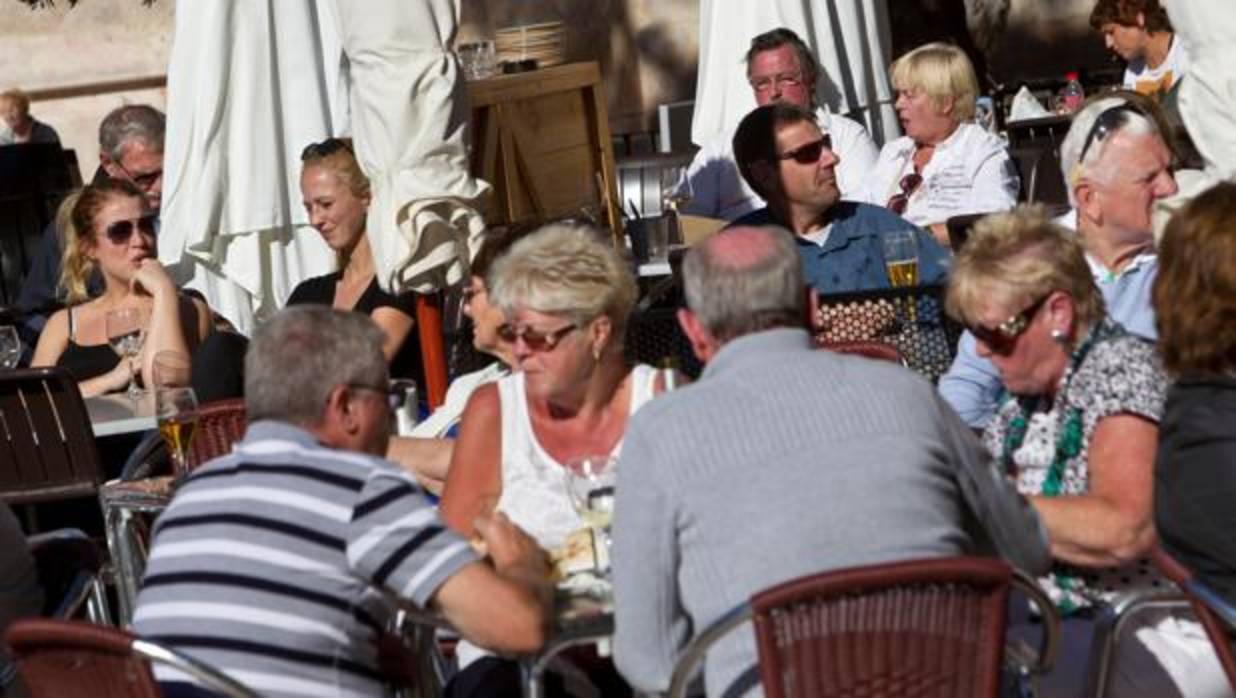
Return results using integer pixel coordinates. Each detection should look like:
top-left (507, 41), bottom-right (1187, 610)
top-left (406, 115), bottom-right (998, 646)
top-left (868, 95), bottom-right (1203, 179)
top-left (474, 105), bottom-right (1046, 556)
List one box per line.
top-left (1050, 328), bottom-right (1067, 343)
top-left (592, 347), bottom-right (602, 362)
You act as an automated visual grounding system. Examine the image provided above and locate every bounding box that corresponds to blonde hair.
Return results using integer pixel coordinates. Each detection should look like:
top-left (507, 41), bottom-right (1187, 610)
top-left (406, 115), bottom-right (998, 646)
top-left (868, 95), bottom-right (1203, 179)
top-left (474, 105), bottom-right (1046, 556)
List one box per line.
top-left (947, 206), bottom-right (1104, 333)
top-left (300, 138), bottom-right (370, 268)
top-left (488, 223), bottom-right (637, 340)
top-left (58, 179), bottom-right (149, 304)
top-left (890, 42), bottom-right (979, 121)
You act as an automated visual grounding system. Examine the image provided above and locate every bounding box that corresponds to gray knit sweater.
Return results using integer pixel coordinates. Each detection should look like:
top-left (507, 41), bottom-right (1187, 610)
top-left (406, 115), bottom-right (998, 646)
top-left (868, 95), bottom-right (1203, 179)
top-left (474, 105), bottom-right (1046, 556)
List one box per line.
top-left (611, 328), bottom-right (1050, 696)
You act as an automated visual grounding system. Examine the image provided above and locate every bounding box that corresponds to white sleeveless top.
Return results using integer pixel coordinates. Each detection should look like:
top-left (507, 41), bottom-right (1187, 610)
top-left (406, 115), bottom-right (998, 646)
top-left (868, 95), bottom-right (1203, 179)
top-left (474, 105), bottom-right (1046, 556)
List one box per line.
top-left (494, 363), bottom-right (662, 550)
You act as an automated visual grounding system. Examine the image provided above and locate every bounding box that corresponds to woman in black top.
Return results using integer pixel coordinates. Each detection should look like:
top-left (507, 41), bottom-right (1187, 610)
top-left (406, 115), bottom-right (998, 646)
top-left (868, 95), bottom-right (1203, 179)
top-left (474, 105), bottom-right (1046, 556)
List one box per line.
top-left (288, 138), bottom-right (422, 383)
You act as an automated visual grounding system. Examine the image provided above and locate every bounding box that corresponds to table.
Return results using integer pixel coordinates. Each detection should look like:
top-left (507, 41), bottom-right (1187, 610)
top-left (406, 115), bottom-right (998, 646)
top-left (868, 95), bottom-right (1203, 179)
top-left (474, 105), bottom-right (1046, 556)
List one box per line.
top-left (87, 392), bottom-right (157, 437)
top-left (99, 475), bottom-right (173, 625)
top-left (523, 582), bottom-right (614, 698)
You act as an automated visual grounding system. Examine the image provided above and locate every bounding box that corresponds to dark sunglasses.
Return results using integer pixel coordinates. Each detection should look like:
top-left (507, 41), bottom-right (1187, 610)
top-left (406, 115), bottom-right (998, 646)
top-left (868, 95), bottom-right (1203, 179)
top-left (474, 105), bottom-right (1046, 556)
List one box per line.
top-left (497, 322), bottom-right (577, 352)
top-left (969, 294), bottom-right (1051, 354)
top-left (104, 214), bottom-right (158, 245)
top-left (346, 380), bottom-right (413, 410)
top-left (777, 134), bottom-right (833, 164)
top-left (1077, 103), bottom-right (1146, 164)
top-left (887, 172), bottom-right (923, 216)
top-left (301, 137), bottom-right (353, 161)
top-left (115, 161), bottom-right (163, 190)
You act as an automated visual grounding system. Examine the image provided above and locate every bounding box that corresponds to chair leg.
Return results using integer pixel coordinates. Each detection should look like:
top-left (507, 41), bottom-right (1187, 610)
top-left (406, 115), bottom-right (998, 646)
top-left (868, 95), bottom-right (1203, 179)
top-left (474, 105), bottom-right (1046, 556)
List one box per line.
top-left (86, 576), bottom-right (114, 626)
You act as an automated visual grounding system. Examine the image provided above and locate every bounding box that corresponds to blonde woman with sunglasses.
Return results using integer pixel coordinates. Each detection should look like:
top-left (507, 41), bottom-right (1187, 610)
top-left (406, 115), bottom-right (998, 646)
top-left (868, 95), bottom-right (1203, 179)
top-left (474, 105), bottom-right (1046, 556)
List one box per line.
top-left (31, 179), bottom-right (211, 397)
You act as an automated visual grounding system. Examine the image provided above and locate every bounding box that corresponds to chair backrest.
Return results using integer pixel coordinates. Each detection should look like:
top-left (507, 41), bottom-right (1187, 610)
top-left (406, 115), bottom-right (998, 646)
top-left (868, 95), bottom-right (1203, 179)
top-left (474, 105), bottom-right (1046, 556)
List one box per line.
top-left (0, 367), bottom-right (104, 505)
top-left (816, 339), bottom-right (906, 365)
top-left (27, 528), bottom-right (103, 618)
top-left (1153, 548), bottom-right (1236, 691)
top-left (750, 556), bottom-right (1012, 698)
top-left (6, 618), bottom-right (257, 698)
top-left (185, 398), bottom-right (247, 470)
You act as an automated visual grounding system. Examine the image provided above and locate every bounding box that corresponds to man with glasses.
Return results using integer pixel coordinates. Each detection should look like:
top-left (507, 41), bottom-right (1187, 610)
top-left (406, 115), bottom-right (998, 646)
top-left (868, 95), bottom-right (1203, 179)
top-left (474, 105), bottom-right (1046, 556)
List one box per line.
top-left (611, 226), bottom-right (1048, 697)
top-left (134, 307), bottom-right (551, 697)
top-left (728, 102), bottom-right (948, 294)
top-left (16, 104), bottom-right (167, 357)
top-left (940, 96), bottom-right (1177, 427)
top-left (679, 27), bottom-right (878, 221)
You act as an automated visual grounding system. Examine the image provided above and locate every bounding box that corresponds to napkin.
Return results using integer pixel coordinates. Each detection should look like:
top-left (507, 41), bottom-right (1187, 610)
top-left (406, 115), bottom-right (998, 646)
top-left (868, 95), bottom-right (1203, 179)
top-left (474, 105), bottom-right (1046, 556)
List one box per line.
top-left (1008, 86), bottom-right (1051, 122)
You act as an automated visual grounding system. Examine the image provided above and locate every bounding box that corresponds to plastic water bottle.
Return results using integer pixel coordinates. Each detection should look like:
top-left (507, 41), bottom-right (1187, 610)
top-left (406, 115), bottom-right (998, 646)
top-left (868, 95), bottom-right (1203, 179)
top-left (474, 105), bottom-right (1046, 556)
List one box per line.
top-left (1057, 72), bottom-right (1085, 114)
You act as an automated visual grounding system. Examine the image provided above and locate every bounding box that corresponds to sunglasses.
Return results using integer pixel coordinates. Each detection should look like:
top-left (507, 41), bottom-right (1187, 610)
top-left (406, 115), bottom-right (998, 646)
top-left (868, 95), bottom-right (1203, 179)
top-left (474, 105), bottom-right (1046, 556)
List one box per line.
top-left (104, 214), bottom-right (158, 245)
top-left (1078, 103), bottom-right (1146, 164)
top-left (114, 161), bottom-right (163, 190)
top-left (301, 138), bottom-right (353, 161)
top-left (346, 380), bottom-right (414, 411)
top-left (777, 134), bottom-right (833, 165)
top-left (749, 71), bottom-right (804, 94)
top-left (969, 294), bottom-right (1051, 354)
top-left (497, 322), bottom-right (577, 352)
top-left (887, 172), bottom-right (923, 216)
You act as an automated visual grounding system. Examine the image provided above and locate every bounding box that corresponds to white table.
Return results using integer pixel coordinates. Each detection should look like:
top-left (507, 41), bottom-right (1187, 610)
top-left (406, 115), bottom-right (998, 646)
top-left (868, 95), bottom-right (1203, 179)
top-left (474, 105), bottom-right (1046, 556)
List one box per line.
top-left (86, 393), bottom-right (157, 437)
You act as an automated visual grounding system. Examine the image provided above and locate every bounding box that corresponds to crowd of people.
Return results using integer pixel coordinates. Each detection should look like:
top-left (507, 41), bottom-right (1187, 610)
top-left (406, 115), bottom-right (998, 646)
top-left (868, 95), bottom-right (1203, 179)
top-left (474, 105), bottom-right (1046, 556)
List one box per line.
top-left (2, 0), bottom-right (1234, 697)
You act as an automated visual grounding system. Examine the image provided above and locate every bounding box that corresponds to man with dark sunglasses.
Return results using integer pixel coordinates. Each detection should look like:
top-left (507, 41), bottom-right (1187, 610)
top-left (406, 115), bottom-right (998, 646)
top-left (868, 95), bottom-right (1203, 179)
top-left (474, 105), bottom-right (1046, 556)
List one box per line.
top-left (727, 102), bottom-right (949, 295)
top-left (677, 27), bottom-right (879, 221)
top-left (15, 104), bottom-right (166, 360)
top-left (940, 96), bottom-right (1177, 428)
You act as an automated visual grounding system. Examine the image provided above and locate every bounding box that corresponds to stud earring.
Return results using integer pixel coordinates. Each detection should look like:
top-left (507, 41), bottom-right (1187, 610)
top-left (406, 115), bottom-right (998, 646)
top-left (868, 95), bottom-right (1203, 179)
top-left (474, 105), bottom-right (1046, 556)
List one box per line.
top-left (1050, 328), bottom-right (1067, 343)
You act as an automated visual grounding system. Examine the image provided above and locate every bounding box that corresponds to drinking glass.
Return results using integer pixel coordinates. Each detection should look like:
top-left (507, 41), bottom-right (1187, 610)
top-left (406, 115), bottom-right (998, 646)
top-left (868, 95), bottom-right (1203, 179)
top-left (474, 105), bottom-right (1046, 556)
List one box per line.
top-left (563, 455), bottom-right (618, 570)
top-left (106, 308), bottom-right (145, 401)
top-left (0, 326), bottom-right (21, 369)
top-left (156, 386), bottom-right (199, 482)
top-left (152, 351), bottom-right (192, 389)
top-left (881, 230), bottom-right (919, 288)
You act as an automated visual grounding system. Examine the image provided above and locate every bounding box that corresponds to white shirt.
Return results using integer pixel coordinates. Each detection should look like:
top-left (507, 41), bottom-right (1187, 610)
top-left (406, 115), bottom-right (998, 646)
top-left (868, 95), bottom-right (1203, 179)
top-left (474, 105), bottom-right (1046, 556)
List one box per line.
top-left (858, 122), bottom-right (1018, 227)
top-left (682, 106), bottom-right (879, 221)
top-left (1124, 34), bottom-right (1189, 98)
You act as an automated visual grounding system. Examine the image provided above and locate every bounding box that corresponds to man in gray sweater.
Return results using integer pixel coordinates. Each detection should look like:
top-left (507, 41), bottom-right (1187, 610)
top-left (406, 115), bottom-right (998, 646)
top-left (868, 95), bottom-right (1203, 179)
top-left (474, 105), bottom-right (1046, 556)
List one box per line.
top-left (610, 225), bottom-right (1051, 697)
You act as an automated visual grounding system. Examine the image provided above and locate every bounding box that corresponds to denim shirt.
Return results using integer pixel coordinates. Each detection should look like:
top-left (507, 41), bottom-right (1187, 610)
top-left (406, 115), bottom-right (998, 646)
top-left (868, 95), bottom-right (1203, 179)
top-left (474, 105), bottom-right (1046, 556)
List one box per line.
top-left (729, 201), bottom-right (950, 294)
top-left (939, 253), bottom-right (1160, 428)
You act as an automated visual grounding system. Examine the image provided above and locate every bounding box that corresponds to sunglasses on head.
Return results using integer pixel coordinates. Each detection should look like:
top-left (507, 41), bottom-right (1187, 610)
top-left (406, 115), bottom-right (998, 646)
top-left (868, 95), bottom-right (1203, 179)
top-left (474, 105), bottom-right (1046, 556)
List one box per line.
top-left (301, 137), bottom-right (353, 161)
top-left (969, 293), bottom-right (1051, 354)
top-left (104, 214), bottom-right (158, 245)
top-left (777, 134), bottom-right (833, 165)
top-left (1078, 103), bottom-right (1146, 164)
top-left (497, 322), bottom-right (577, 352)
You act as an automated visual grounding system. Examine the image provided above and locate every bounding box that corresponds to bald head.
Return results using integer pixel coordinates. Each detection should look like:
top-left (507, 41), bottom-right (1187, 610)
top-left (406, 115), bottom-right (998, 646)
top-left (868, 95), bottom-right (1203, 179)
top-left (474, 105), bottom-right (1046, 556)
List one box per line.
top-left (682, 226), bottom-right (804, 343)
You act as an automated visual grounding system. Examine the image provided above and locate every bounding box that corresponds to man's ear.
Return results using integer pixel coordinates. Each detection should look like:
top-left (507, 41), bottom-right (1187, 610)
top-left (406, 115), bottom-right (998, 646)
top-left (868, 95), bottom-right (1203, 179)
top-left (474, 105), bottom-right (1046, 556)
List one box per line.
top-left (1075, 178), bottom-right (1102, 227)
top-left (319, 384), bottom-right (356, 443)
top-left (677, 308), bottom-right (717, 363)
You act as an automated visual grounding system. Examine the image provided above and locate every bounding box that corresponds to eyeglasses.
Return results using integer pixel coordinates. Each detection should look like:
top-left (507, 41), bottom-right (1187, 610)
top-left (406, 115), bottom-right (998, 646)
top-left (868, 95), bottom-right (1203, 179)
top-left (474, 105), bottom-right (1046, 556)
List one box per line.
top-left (969, 293), bottom-right (1051, 354)
top-left (301, 138), bottom-right (353, 161)
top-left (1078, 103), bottom-right (1146, 164)
top-left (497, 322), bottom-right (577, 352)
top-left (103, 214), bottom-right (158, 245)
top-left (749, 71), bottom-right (804, 94)
top-left (114, 161), bottom-right (163, 191)
top-left (346, 380), bottom-right (413, 411)
top-left (777, 135), bottom-right (833, 165)
top-left (886, 172), bottom-right (923, 215)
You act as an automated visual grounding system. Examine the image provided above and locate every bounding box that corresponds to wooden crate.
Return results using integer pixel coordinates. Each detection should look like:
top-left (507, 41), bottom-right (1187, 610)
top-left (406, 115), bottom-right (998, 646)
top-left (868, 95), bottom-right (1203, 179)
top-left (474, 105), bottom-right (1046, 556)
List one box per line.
top-left (466, 61), bottom-right (623, 243)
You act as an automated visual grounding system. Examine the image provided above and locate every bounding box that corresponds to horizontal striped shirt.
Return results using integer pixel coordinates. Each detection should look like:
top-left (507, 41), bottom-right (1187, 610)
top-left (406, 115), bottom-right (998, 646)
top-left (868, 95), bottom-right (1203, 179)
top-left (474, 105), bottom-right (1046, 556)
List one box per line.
top-left (133, 421), bottom-right (475, 698)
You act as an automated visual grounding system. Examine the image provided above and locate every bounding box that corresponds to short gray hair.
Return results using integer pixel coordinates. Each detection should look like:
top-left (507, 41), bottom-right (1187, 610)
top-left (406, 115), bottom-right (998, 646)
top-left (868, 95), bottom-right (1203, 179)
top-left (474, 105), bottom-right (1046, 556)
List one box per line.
top-left (682, 226), bottom-right (804, 342)
top-left (488, 222), bottom-right (638, 339)
top-left (1059, 96), bottom-right (1161, 207)
top-left (98, 104), bottom-right (165, 162)
top-left (245, 307), bottom-right (388, 427)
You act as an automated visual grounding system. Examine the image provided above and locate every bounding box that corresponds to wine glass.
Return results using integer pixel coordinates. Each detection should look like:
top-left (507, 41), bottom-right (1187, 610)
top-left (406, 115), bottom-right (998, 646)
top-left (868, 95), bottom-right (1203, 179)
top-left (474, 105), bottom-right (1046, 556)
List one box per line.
top-left (155, 386), bottom-right (199, 483)
top-left (563, 455), bottom-right (618, 571)
top-left (106, 308), bottom-right (145, 401)
top-left (0, 326), bottom-right (21, 369)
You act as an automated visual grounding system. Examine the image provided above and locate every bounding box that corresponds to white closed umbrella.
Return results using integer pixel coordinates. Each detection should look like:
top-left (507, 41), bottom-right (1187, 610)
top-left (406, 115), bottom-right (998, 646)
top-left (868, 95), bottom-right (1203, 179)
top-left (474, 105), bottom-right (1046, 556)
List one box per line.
top-left (1163, 0), bottom-right (1236, 181)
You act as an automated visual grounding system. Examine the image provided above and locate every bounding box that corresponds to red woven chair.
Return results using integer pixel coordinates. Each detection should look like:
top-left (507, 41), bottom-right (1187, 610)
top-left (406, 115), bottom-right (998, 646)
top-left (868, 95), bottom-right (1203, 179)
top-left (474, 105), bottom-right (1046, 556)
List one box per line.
top-left (1153, 548), bottom-right (1236, 691)
top-left (816, 339), bottom-right (906, 365)
top-left (5, 618), bottom-right (257, 697)
top-left (185, 398), bottom-right (247, 471)
top-left (669, 556), bottom-right (1058, 698)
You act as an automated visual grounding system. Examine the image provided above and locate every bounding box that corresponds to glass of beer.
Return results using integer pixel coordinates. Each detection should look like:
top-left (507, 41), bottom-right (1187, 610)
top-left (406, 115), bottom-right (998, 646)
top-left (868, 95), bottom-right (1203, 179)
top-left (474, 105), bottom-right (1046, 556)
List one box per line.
top-left (882, 230), bottom-right (919, 288)
top-left (156, 386), bottom-right (199, 483)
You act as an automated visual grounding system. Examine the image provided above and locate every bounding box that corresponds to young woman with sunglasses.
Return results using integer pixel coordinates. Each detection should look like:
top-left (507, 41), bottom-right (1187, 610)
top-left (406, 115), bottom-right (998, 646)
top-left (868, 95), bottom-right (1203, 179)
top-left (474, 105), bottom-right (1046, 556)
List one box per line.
top-left (30, 179), bottom-right (212, 397)
top-left (288, 138), bottom-right (423, 386)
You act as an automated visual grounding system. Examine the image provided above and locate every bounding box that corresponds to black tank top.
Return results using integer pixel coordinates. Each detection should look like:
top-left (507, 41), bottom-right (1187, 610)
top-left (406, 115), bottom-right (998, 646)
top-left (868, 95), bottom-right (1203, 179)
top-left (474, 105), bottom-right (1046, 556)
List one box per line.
top-left (56, 307), bottom-right (121, 383)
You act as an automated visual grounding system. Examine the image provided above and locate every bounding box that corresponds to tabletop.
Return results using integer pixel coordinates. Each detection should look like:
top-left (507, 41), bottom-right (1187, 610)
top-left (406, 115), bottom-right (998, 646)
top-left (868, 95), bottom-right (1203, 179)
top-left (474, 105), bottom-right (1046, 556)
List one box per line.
top-left (87, 392), bottom-right (157, 437)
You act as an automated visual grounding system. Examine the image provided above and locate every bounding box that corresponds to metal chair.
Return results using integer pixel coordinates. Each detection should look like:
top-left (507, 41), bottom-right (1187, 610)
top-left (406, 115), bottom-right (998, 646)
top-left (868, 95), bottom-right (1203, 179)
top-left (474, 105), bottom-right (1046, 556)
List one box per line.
top-left (27, 528), bottom-right (111, 623)
top-left (184, 397), bottom-right (246, 468)
top-left (816, 339), bottom-right (906, 366)
top-left (669, 556), bottom-right (1059, 698)
top-left (5, 617), bottom-right (257, 698)
top-left (0, 367), bottom-right (105, 512)
top-left (1154, 548), bottom-right (1236, 691)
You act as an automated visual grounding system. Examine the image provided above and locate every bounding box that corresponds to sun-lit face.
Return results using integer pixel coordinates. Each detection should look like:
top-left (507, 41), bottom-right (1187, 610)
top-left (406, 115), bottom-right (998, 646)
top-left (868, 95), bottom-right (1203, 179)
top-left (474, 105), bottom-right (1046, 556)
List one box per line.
top-left (1086, 130), bottom-right (1177, 247)
top-left (748, 45), bottom-right (813, 109)
top-left (300, 164), bottom-right (370, 254)
top-left (89, 194), bottom-right (155, 286)
top-left (507, 307), bottom-right (592, 403)
top-left (106, 140), bottom-right (165, 212)
top-left (971, 289), bottom-right (1069, 397)
top-left (770, 120), bottom-right (840, 212)
top-left (463, 275), bottom-right (508, 357)
top-left (1101, 22), bottom-right (1149, 62)
top-left (895, 86), bottom-right (958, 145)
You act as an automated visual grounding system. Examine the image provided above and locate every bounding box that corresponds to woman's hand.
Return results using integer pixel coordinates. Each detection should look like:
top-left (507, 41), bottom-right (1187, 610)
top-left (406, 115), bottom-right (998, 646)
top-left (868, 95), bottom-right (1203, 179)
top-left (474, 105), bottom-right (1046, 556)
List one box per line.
top-left (131, 258), bottom-right (177, 299)
top-left (79, 356), bottom-right (134, 398)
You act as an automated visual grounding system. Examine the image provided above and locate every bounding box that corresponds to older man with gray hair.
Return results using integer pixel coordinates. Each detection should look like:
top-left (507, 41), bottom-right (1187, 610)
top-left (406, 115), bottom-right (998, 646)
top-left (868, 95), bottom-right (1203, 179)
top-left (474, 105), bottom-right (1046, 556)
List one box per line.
top-left (611, 225), bottom-right (1049, 697)
top-left (134, 307), bottom-right (550, 698)
top-left (940, 95), bottom-right (1177, 427)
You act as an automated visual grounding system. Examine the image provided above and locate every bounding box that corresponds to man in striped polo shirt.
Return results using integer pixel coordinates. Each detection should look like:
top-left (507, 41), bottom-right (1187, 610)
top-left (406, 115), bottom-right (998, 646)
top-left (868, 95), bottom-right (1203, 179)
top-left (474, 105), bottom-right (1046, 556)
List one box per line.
top-left (134, 307), bottom-right (551, 698)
